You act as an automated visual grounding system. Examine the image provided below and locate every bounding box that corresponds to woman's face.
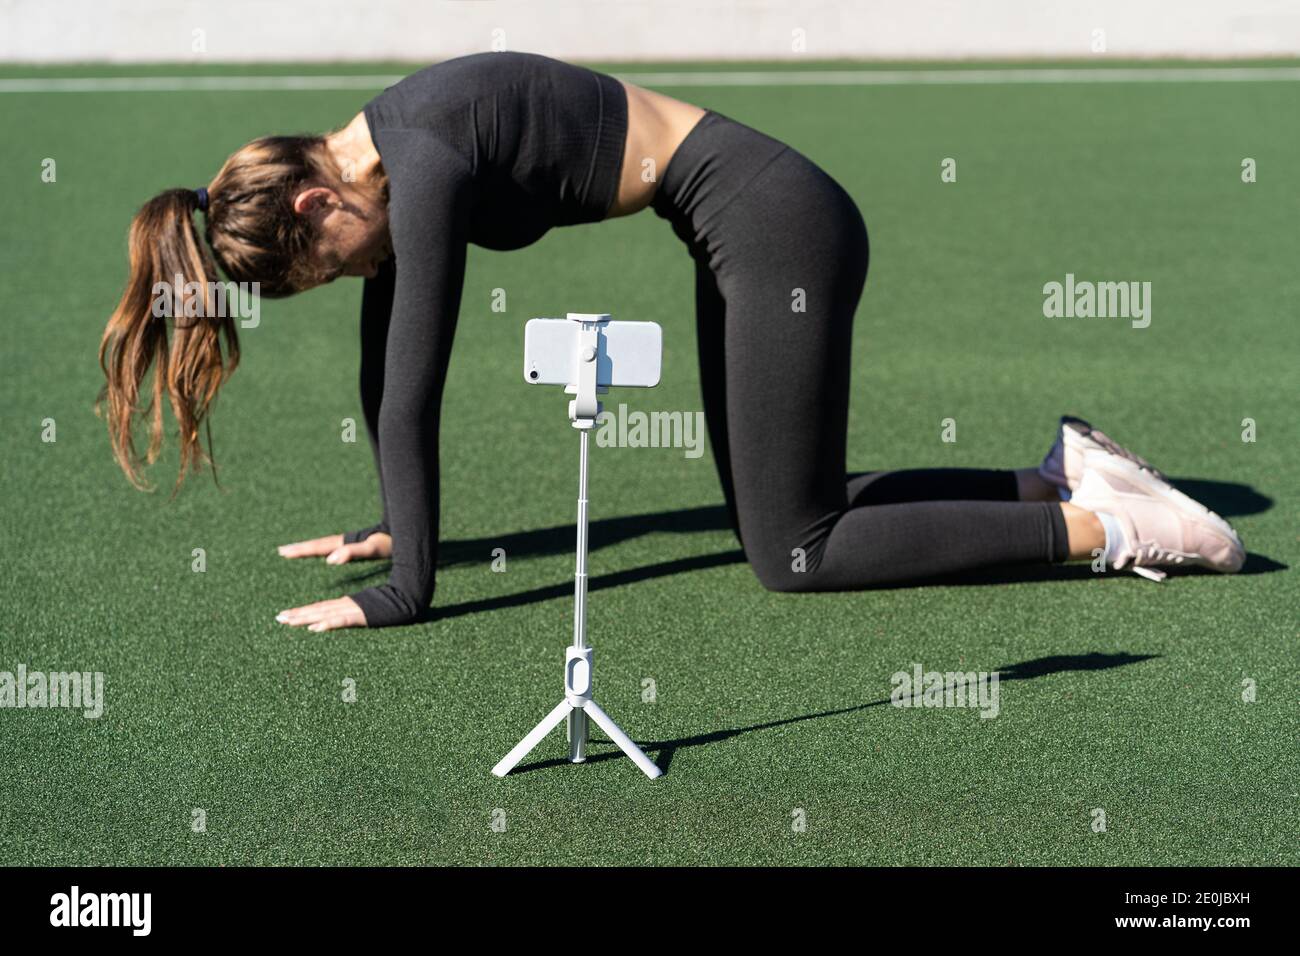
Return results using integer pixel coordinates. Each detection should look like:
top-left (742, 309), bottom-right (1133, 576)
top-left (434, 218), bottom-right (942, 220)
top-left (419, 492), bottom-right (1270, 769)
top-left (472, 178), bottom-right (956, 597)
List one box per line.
top-left (292, 185), bottom-right (391, 285)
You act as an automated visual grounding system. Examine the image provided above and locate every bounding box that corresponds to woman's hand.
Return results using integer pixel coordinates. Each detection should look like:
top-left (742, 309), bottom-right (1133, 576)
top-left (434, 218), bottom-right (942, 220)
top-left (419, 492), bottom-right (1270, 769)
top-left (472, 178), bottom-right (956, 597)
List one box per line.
top-left (277, 532), bottom-right (392, 564)
top-left (276, 596), bottom-right (367, 632)
top-left (275, 531), bottom-right (393, 631)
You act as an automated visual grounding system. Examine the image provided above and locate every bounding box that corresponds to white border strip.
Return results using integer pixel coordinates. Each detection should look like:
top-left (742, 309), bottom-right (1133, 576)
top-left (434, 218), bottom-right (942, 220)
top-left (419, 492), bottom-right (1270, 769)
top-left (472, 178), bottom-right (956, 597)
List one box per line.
top-left (3, 66), bottom-right (1300, 93)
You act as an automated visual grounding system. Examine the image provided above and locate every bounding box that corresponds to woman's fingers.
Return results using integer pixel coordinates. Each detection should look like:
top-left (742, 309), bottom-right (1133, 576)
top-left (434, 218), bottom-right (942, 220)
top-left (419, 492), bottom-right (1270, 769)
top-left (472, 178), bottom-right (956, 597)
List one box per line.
top-left (278, 534), bottom-right (345, 559)
top-left (325, 533), bottom-right (393, 565)
top-left (325, 543), bottom-right (365, 565)
top-left (275, 597), bottom-right (351, 625)
top-left (307, 615), bottom-right (358, 633)
top-left (279, 533), bottom-right (392, 564)
top-left (276, 596), bottom-right (367, 631)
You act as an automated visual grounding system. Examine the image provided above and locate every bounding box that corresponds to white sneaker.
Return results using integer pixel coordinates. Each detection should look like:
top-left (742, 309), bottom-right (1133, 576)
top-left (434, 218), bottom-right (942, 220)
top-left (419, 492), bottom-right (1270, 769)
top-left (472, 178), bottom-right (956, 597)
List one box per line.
top-left (1071, 450), bottom-right (1245, 581)
top-left (1040, 415), bottom-right (1167, 498)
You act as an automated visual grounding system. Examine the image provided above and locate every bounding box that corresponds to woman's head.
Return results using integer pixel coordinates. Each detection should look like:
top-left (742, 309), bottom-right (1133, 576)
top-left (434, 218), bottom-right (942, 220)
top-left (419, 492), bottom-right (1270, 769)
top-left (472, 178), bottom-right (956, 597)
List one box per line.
top-left (206, 134), bottom-right (391, 293)
top-left (99, 129), bottom-right (389, 490)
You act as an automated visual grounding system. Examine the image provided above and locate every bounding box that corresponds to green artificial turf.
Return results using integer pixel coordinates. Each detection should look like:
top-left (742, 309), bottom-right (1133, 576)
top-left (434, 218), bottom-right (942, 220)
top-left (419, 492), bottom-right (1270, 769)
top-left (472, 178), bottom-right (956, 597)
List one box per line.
top-left (0, 62), bottom-right (1295, 866)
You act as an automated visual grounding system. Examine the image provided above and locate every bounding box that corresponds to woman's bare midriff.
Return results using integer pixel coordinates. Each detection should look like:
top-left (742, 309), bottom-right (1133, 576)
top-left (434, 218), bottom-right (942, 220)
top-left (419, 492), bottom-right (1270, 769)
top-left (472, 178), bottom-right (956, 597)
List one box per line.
top-left (607, 80), bottom-right (707, 218)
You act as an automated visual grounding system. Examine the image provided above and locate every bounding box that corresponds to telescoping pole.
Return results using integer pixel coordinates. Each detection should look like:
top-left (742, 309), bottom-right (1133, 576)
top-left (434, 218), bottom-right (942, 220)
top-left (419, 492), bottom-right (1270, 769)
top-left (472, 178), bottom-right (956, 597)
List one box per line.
top-left (568, 427), bottom-right (591, 761)
top-left (574, 427), bottom-right (590, 651)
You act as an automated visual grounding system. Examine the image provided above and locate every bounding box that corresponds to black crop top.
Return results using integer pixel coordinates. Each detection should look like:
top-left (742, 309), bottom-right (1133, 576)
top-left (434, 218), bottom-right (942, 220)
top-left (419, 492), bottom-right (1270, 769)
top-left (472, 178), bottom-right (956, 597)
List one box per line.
top-left (345, 52), bottom-right (628, 626)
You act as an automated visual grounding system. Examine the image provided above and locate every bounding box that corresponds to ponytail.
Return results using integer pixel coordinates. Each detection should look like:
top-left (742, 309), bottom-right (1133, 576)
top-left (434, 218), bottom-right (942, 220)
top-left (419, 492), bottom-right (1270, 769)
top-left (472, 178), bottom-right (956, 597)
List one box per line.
top-left (97, 188), bottom-right (240, 491)
top-left (99, 132), bottom-right (348, 491)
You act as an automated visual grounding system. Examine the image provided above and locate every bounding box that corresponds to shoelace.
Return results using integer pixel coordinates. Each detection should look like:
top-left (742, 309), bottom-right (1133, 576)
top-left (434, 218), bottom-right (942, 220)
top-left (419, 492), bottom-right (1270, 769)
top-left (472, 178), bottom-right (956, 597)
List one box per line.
top-left (1088, 429), bottom-right (1169, 484)
top-left (1126, 540), bottom-right (1185, 582)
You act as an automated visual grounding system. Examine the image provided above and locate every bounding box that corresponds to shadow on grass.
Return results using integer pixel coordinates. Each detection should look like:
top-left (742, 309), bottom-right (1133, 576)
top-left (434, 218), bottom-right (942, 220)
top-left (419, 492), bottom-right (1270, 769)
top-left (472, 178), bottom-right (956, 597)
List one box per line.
top-left (508, 651), bottom-right (1160, 776)
top-left (438, 503), bottom-right (735, 566)
top-left (1167, 477), bottom-right (1272, 518)
top-left (429, 549), bottom-right (747, 621)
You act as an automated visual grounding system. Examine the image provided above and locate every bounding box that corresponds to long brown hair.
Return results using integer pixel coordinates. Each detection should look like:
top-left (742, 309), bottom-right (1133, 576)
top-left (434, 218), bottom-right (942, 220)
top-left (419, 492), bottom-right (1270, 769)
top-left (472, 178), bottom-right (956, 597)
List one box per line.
top-left (98, 135), bottom-right (339, 491)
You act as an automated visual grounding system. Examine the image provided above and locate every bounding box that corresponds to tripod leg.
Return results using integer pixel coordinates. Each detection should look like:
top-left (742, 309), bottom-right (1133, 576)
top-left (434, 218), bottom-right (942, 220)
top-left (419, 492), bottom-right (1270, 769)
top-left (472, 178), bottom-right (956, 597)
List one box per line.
top-left (491, 700), bottom-right (573, 778)
top-left (583, 699), bottom-right (663, 779)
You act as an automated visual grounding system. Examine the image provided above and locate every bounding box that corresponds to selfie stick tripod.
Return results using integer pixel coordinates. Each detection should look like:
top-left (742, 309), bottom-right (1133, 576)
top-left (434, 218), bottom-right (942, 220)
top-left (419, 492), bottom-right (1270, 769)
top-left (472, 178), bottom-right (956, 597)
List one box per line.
top-left (491, 314), bottom-right (663, 780)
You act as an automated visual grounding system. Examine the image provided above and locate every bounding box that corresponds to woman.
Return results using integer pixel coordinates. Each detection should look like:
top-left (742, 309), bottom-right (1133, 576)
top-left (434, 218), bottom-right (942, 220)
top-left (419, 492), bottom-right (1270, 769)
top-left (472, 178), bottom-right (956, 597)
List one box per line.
top-left (99, 52), bottom-right (1244, 631)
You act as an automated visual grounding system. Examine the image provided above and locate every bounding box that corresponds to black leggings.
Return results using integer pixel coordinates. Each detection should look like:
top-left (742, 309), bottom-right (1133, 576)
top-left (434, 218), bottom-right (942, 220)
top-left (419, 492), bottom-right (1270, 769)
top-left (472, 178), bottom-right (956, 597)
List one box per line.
top-left (651, 111), bottom-right (1069, 591)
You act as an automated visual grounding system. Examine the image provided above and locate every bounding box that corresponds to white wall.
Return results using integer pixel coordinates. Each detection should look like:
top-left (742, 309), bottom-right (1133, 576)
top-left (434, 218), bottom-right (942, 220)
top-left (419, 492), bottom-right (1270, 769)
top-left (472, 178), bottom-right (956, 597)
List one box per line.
top-left (2, 0), bottom-right (1299, 63)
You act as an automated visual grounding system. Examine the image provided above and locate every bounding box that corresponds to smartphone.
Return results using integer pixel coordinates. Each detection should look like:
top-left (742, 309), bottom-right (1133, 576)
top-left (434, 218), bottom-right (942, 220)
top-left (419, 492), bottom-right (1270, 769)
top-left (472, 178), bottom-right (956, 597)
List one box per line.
top-left (523, 317), bottom-right (662, 388)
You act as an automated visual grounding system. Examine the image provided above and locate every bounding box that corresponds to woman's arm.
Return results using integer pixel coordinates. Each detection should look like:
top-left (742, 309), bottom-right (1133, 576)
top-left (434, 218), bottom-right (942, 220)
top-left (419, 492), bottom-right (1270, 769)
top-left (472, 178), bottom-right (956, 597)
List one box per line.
top-left (345, 131), bottom-right (474, 627)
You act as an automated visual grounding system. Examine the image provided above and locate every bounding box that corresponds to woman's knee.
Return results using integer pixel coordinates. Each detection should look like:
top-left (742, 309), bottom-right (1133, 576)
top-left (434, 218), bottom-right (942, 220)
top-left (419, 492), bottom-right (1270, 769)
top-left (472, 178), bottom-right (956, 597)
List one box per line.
top-left (747, 548), bottom-right (828, 594)
top-left (738, 504), bottom-right (846, 593)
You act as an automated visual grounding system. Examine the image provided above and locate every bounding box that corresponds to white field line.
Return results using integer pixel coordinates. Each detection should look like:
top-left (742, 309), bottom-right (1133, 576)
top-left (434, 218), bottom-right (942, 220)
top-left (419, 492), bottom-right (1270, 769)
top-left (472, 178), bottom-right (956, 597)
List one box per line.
top-left (621, 66), bottom-right (1300, 85)
top-left (2, 66), bottom-right (1300, 93)
top-left (0, 75), bottom-right (406, 92)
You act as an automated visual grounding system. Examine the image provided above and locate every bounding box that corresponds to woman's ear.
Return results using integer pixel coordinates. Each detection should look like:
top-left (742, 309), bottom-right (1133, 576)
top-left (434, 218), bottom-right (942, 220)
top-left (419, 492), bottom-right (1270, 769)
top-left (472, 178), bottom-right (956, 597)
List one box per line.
top-left (292, 186), bottom-right (339, 218)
